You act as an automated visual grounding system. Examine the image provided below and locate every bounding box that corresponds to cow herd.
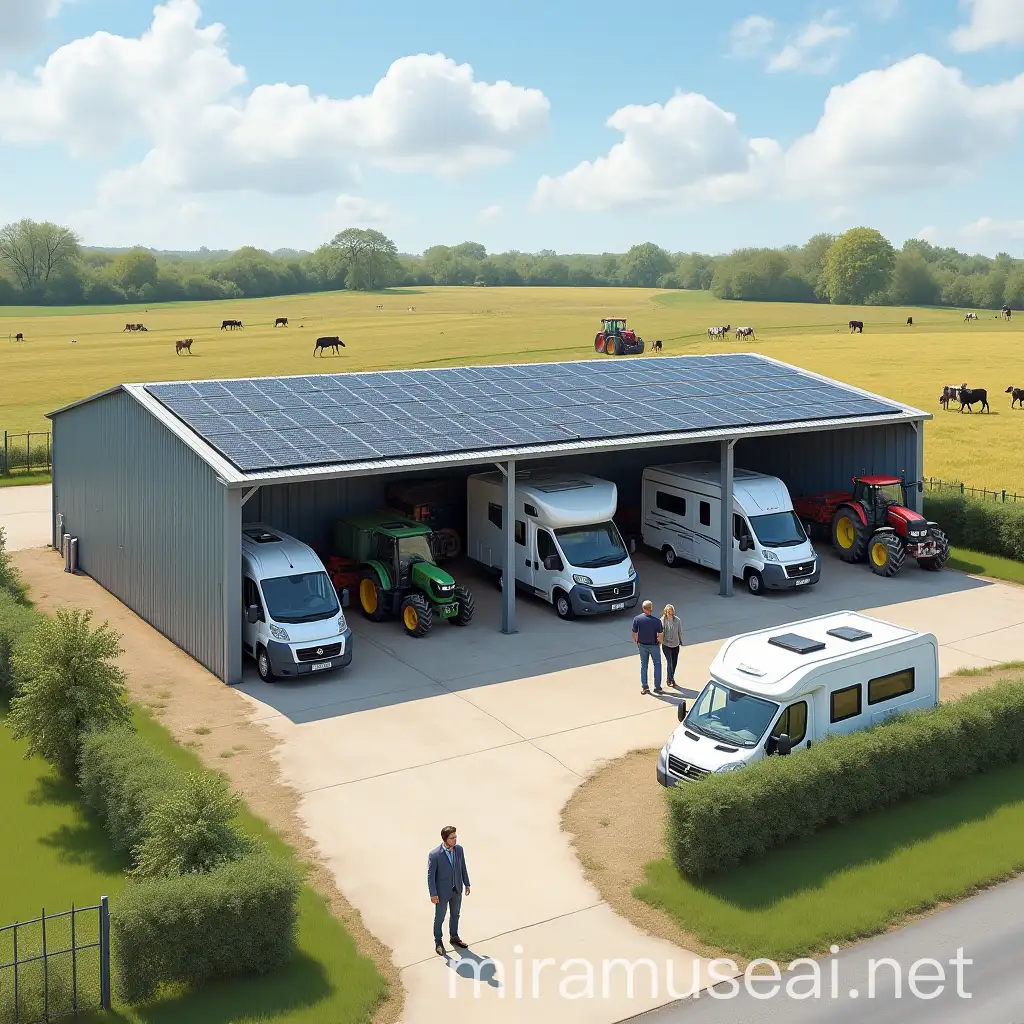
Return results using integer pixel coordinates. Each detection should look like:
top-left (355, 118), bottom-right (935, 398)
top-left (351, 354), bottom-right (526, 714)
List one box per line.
top-left (707, 324), bottom-right (755, 340)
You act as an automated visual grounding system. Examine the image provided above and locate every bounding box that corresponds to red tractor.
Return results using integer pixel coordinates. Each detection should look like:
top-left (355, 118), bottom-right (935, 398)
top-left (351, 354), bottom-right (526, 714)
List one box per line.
top-left (594, 318), bottom-right (645, 355)
top-left (794, 475), bottom-right (949, 578)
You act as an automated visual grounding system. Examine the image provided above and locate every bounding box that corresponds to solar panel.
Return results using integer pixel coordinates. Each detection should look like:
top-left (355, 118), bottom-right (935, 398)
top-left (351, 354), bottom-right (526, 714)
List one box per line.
top-left (768, 633), bottom-right (827, 655)
top-left (143, 354), bottom-right (904, 473)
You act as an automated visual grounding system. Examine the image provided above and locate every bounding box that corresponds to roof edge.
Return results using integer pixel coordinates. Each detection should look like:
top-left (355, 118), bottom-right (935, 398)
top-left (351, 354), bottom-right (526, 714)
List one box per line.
top-left (46, 385), bottom-right (127, 419)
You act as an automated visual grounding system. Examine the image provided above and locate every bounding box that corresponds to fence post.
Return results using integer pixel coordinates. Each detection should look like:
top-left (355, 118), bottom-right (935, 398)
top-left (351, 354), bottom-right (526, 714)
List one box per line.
top-left (960, 482), bottom-right (964, 495)
top-left (1003, 490), bottom-right (1007, 503)
top-left (71, 902), bottom-right (78, 1013)
top-left (13, 921), bottom-right (18, 1023)
top-left (46, 432), bottom-right (51, 471)
top-left (99, 895), bottom-right (111, 1010)
top-left (3, 430), bottom-right (7, 476)
top-left (42, 908), bottom-right (48, 1022)
top-left (26, 433), bottom-right (30, 475)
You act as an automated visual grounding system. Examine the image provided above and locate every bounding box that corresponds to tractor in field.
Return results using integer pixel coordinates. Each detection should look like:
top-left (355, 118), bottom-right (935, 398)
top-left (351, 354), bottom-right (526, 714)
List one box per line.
top-left (794, 475), bottom-right (948, 578)
top-left (333, 512), bottom-right (474, 637)
top-left (384, 478), bottom-right (464, 562)
top-left (594, 318), bottom-right (645, 355)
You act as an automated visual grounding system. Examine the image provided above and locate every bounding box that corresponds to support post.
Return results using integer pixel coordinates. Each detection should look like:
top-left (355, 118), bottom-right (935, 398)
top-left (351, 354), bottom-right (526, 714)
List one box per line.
top-left (719, 439), bottom-right (735, 597)
top-left (99, 896), bottom-right (111, 1011)
top-left (223, 487), bottom-right (243, 684)
top-left (910, 421), bottom-right (924, 514)
top-left (502, 459), bottom-right (517, 634)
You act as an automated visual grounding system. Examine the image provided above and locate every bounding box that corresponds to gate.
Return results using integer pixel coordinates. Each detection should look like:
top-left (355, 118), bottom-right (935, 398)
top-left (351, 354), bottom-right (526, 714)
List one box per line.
top-left (0, 898), bottom-right (110, 1023)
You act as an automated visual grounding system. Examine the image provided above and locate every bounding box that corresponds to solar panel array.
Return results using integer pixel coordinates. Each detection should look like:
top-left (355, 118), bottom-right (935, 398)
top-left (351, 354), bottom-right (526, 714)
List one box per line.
top-left (144, 354), bottom-right (902, 474)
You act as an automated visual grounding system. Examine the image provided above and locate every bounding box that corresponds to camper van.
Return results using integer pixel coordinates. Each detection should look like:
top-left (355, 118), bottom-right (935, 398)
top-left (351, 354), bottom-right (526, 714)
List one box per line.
top-left (656, 611), bottom-right (938, 786)
top-left (642, 461), bottom-right (819, 594)
top-left (466, 470), bottom-right (639, 619)
top-left (241, 524), bottom-right (352, 682)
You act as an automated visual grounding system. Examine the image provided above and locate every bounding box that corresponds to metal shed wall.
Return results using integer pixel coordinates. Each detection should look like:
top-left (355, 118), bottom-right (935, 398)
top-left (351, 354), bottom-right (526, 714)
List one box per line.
top-left (52, 390), bottom-right (239, 681)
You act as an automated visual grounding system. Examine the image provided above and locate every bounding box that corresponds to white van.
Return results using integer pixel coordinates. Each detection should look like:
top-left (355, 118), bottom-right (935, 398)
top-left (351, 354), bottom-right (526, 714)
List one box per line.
top-left (466, 470), bottom-right (639, 619)
top-left (657, 611), bottom-right (938, 786)
top-left (642, 461), bottom-right (819, 595)
top-left (241, 524), bottom-right (352, 682)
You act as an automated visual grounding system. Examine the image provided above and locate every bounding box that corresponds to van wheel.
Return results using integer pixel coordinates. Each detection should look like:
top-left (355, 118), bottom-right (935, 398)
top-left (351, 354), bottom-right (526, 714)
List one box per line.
top-left (256, 646), bottom-right (275, 682)
top-left (554, 590), bottom-right (575, 620)
top-left (746, 570), bottom-right (764, 595)
top-left (663, 547), bottom-right (678, 567)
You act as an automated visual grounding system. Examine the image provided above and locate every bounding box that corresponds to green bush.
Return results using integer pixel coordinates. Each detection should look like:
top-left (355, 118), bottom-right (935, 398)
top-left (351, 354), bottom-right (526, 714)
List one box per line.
top-left (666, 681), bottom-right (1024, 878)
top-left (0, 590), bottom-right (40, 694)
top-left (0, 525), bottom-right (28, 603)
top-left (113, 854), bottom-right (302, 1003)
top-left (925, 490), bottom-right (1024, 562)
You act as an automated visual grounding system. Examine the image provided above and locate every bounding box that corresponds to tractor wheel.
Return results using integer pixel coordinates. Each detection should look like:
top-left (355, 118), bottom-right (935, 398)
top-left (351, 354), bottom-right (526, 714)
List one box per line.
top-left (433, 527), bottom-right (461, 561)
top-left (358, 571), bottom-right (387, 621)
top-left (450, 584), bottom-right (475, 625)
top-left (604, 338), bottom-right (618, 356)
top-left (612, 338), bottom-right (624, 356)
top-left (594, 334), bottom-right (606, 354)
top-left (917, 527), bottom-right (949, 571)
top-left (868, 532), bottom-right (905, 577)
top-left (831, 508), bottom-right (869, 563)
top-left (400, 593), bottom-right (432, 637)
top-left (635, 339), bottom-right (645, 354)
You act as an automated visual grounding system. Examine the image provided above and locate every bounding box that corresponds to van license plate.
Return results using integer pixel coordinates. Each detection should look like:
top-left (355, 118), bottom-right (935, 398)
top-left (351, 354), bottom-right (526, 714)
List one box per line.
top-left (311, 661), bottom-right (332, 672)
top-left (611, 602), bottom-right (625, 611)
top-left (795, 579), bottom-right (809, 586)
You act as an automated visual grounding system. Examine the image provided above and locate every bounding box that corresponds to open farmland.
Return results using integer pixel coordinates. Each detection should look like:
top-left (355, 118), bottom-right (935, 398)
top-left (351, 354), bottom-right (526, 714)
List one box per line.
top-left (3, 286), bottom-right (1022, 489)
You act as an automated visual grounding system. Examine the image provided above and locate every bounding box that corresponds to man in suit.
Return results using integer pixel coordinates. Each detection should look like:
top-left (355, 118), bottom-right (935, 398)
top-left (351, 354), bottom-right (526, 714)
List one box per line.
top-left (427, 824), bottom-right (471, 955)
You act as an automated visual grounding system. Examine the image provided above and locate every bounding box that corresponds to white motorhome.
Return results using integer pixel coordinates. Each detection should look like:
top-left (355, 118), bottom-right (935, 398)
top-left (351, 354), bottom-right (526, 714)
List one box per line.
top-left (466, 470), bottom-right (639, 619)
top-left (642, 461), bottom-right (819, 595)
top-left (241, 524), bottom-right (352, 682)
top-left (657, 611), bottom-right (939, 786)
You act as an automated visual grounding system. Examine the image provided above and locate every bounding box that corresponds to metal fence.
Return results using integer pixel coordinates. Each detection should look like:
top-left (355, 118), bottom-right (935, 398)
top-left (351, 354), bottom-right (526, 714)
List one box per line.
top-left (0, 432), bottom-right (51, 476)
top-left (924, 478), bottom-right (1023, 504)
top-left (0, 899), bottom-right (110, 1023)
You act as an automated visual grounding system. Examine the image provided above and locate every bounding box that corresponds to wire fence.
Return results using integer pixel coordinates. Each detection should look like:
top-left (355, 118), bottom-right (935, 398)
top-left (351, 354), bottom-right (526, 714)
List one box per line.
top-left (1, 432), bottom-right (51, 477)
top-left (925, 478), bottom-right (1023, 504)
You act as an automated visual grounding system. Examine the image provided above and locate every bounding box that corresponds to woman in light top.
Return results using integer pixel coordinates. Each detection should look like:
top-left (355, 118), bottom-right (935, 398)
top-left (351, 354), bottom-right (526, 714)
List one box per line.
top-left (661, 604), bottom-right (683, 689)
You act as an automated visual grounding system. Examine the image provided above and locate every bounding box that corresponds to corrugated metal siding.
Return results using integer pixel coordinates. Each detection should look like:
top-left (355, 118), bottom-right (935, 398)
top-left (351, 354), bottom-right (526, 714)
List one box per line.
top-left (52, 390), bottom-right (231, 680)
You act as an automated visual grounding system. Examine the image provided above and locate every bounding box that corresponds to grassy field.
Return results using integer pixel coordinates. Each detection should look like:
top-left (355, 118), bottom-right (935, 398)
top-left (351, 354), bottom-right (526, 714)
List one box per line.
top-left (2, 287), bottom-right (1023, 489)
top-left (0, 702), bottom-right (385, 1024)
top-left (947, 546), bottom-right (1024, 585)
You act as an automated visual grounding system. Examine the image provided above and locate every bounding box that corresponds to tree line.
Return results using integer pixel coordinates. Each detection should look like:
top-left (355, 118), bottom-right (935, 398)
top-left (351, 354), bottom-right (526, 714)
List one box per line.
top-left (1, 219), bottom-right (1022, 310)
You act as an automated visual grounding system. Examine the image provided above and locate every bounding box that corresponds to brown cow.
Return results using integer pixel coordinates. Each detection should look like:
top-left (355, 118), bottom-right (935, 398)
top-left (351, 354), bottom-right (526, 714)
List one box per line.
top-left (1006, 386), bottom-right (1024, 409)
top-left (175, 339), bottom-right (193, 355)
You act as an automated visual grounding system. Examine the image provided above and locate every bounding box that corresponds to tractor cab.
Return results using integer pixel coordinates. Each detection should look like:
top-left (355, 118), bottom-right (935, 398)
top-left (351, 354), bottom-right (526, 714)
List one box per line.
top-left (602, 318), bottom-right (627, 335)
top-left (851, 476), bottom-right (908, 525)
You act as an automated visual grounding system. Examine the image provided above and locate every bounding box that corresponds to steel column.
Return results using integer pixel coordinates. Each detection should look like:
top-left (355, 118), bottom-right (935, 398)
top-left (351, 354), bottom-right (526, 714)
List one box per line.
top-left (502, 459), bottom-right (517, 634)
top-left (223, 487), bottom-right (243, 683)
top-left (719, 439), bottom-right (735, 597)
top-left (911, 421), bottom-right (924, 514)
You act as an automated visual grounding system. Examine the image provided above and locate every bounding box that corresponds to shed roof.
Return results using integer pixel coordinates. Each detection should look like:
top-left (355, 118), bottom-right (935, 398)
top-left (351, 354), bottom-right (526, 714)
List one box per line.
top-left (49, 354), bottom-right (927, 488)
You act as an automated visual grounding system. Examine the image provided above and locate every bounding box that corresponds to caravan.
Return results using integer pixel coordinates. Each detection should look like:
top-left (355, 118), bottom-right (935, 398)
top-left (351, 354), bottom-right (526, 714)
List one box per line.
top-left (466, 470), bottom-right (639, 619)
top-left (642, 461), bottom-right (819, 594)
top-left (657, 611), bottom-right (939, 785)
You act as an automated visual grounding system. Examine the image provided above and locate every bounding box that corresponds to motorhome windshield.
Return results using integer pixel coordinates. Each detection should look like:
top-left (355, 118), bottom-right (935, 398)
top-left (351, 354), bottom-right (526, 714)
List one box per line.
top-left (750, 511), bottom-right (807, 548)
top-left (554, 521), bottom-right (628, 568)
top-left (261, 572), bottom-right (340, 623)
top-left (686, 681), bottom-right (779, 748)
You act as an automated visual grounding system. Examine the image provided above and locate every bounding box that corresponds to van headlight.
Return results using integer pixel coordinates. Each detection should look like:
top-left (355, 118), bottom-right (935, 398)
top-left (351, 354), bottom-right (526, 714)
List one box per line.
top-left (658, 743), bottom-right (669, 772)
top-left (716, 761), bottom-right (746, 773)
top-left (627, 564), bottom-right (636, 579)
top-left (337, 613), bottom-right (347, 633)
top-left (269, 624), bottom-right (290, 642)
top-left (761, 550), bottom-right (779, 562)
top-left (573, 574), bottom-right (593, 586)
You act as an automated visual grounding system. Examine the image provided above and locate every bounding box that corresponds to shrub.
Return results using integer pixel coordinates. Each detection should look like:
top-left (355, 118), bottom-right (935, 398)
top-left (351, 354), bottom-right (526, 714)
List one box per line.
top-left (924, 490), bottom-right (1024, 562)
top-left (8, 608), bottom-right (132, 775)
top-left (0, 590), bottom-right (40, 694)
top-left (665, 681), bottom-right (1024, 878)
top-left (114, 854), bottom-right (302, 1003)
top-left (0, 525), bottom-right (28, 603)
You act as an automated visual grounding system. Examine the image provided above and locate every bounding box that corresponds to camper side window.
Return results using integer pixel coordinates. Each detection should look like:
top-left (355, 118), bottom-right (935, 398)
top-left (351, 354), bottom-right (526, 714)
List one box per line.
top-left (656, 490), bottom-right (686, 517)
top-left (243, 577), bottom-right (263, 617)
top-left (771, 701), bottom-right (807, 746)
top-left (488, 503), bottom-right (502, 529)
top-left (830, 684), bottom-right (862, 723)
top-left (699, 501), bottom-right (711, 527)
top-left (515, 520), bottom-right (526, 546)
top-left (868, 668), bottom-right (915, 705)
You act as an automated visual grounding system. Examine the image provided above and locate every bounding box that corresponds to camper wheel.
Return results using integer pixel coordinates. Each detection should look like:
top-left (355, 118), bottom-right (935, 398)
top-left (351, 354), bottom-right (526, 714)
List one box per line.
top-left (662, 546), bottom-right (678, 568)
top-left (554, 589), bottom-right (575, 620)
top-left (745, 569), bottom-right (764, 595)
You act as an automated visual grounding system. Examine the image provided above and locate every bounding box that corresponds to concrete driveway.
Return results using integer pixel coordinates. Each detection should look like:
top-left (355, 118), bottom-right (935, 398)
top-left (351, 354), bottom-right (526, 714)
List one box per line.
top-left (0, 484), bottom-right (51, 551)
top-left (234, 550), bottom-right (1024, 1024)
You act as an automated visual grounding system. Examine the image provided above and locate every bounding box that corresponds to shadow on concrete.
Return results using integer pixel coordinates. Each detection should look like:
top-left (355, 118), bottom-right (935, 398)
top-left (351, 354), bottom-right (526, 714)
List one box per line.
top-left (446, 947), bottom-right (502, 989)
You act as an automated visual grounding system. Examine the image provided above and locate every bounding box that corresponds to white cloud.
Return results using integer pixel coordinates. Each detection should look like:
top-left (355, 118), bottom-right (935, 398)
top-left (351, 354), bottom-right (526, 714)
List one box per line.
top-left (478, 204), bottom-right (503, 223)
top-left (535, 55), bottom-right (1024, 212)
top-left (729, 15), bottom-right (775, 58)
top-left (915, 225), bottom-right (940, 243)
top-left (0, 0), bottom-right (549, 202)
top-left (767, 10), bottom-right (851, 73)
top-left (327, 194), bottom-right (391, 229)
top-left (951, 0), bottom-right (1024, 51)
top-left (0, 0), bottom-right (62, 53)
top-left (962, 216), bottom-right (1024, 240)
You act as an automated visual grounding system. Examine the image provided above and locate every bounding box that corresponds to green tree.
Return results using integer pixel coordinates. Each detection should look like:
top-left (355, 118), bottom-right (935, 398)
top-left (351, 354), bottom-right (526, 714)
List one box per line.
top-left (618, 243), bottom-right (672, 287)
top-left (821, 227), bottom-right (897, 304)
top-left (9, 608), bottom-right (131, 776)
top-left (322, 228), bottom-right (400, 290)
top-left (133, 772), bottom-right (255, 877)
top-left (889, 250), bottom-right (940, 306)
top-left (0, 526), bottom-right (28, 603)
top-left (111, 247), bottom-right (159, 292)
top-left (0, 219), bottom-right (81, 294)
top-left (981, 271), bottom-right (1008, 310)
top-left (797, 233), bottom-right (836, 297)
top-left (1004, 270), bottom-right (1024, 310)
top-left (452, 241), bottom-right (487, 261)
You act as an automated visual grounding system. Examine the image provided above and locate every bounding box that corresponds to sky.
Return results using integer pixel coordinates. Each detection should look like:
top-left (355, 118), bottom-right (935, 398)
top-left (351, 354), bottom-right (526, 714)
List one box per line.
top-left (0, 0), bottom-right (1022, 256)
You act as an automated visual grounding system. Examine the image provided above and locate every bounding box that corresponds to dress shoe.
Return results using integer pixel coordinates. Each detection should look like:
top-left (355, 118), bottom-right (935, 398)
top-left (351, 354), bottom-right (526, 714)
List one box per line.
top-left (435, 943), bottom-right (446, 956)
top-left (451, 938), bottom-right (469, 949)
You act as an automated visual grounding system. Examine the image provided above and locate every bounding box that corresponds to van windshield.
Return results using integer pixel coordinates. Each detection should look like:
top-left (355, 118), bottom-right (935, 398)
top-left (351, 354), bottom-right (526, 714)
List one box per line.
top-left (750, 511), bottom-right (806, 548)
top-left (686, 681), bottom-right (779, 748)
top-left (260, 572), bottom-right (339, 624)
top-left (554, 521), bottom-right (628, 569)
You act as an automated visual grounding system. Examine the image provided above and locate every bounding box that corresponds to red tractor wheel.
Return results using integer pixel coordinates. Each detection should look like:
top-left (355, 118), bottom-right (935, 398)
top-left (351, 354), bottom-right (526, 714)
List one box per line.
top-left (831, 507), bottom-right (869, 563)
top-left (868, 531), bottom-right (905, 577)
top-left (594, 333), bottom-right (606, 353)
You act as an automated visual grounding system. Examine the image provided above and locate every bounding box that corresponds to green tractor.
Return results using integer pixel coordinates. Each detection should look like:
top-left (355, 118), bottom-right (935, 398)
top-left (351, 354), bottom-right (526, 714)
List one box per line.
top-left (332, 511), bottom-right (474, 637)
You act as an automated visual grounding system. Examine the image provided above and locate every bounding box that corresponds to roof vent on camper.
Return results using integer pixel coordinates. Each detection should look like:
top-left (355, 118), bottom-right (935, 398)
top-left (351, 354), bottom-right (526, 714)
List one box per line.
top-left (244, 529), bottom-right (281, 544)
top-left (768, 633), bottom-right (826, 655)
top-left (827, 625), bottom-right (873, 642)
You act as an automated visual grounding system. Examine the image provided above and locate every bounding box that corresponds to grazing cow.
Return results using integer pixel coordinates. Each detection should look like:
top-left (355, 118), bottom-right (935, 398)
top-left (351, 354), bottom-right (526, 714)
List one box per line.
top-left (376, 304), bottom-right (384, 310)
top-left (1003, 307), bottom-right (1013, 320)
top-left (313, 336), bottom-right (345, 356)
top-left (848, 320), bottom-right (864, 333)
top-left (407, 306), bottom-right (417, 312)
top-left (1006, 386), bottom-right (1024, 409)
top-left (939, 385), bottom-right (961, 410)
top-left (958, 385), bottom-right (989, 413)
top-left (707, 325), bottom-right (731, 340)
top-left (274, 317), bottom-right (288, 327)
top-left (175, 339), bottom-right (193, 355)
top-left (14, 332), bottom-right (24, 342)
top-left (964, 312), bottom-right (979, 322)
top-left (652, 339), bottom-right (663, 353)
top-left (735, 326), bottom-right (755, 340)
top-left (221, 319), bottom-right (243, 330)
top-left (907, 317), bottom-right (913, 326)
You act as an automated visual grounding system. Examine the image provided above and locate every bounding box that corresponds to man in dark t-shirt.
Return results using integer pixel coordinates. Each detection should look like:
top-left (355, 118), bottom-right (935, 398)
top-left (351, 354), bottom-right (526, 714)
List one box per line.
top-left (631, 601), bottom-right (663, 695)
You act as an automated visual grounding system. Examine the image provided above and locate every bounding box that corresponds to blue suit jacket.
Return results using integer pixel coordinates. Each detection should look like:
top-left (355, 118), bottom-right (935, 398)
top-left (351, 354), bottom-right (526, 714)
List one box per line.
top-left (427, 843), bottom-right (470, 899)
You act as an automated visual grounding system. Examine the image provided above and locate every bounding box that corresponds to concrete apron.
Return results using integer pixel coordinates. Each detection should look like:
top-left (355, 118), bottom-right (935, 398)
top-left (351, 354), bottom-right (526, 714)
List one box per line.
top-left (0, 484), bottom-right (51, 551)
top-left (232, 553), bottom-right (1024, 1024)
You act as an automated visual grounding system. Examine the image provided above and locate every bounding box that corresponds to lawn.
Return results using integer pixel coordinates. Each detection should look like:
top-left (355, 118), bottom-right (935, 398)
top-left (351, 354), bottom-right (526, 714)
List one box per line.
top-left (3, 287), bottom-right (1023, 490)
top-left (947, 546), bottom-right (1024, 586)
top-left (0, 472), bottom-right (51, 489)
top-left (636, 759), bottom-right (1024, 962)
top-left (0, 702), bottom-right (386, 1024)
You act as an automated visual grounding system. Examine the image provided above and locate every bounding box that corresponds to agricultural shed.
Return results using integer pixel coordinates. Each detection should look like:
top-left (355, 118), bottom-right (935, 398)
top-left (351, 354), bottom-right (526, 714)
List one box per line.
top-left (48, 354), bottom-right (928, 683)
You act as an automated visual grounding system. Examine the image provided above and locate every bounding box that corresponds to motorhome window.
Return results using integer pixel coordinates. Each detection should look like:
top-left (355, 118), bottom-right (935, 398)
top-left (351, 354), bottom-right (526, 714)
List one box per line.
top-left (830, 684), bottom-right (862, 723)
top-left (699, 501), bottom-right (711, 527)
top-left (733, 514), bottom-right (751, 541)
top-left (515, 520), bottom-right (526, 546)
top-left (656, 490), bottom-right (686, 517)
top-left (488, 503), bottom-right (502, 529)
top-left (687, 681), bottom-right (779, 748)
top-left (868, 667), bottom-right (915, 705)
top-left (524, 503), bottom-right (539, 517)
top-left (553, 521), bottom-right (627, 569)
top-left (260, 572), bottom-right (339, 624)
top-left (750, 511), bottom-right (807, 548)
top-left (772, 701), bottom-right (808, 746)
top-left (243, 577), bottom-right (262, 614)
top-left (537, 530), bottom-right (557, 561)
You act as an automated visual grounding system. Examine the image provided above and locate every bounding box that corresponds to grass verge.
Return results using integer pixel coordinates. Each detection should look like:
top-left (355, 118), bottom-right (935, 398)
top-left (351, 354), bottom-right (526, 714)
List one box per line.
top-left (948, 546), bottom-right (1024, 586)
top-left (0, 472), bottom-right (51, 488)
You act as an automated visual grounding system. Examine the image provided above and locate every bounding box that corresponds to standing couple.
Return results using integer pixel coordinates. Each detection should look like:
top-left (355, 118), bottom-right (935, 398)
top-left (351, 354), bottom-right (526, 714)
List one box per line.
top-left (631, 600), bottom-right (683, 695)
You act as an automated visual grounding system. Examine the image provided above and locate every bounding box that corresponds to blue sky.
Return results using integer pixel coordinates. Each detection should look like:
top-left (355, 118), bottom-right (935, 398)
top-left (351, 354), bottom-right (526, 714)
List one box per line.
top-left (1, 0), bottom-right (1022, 255)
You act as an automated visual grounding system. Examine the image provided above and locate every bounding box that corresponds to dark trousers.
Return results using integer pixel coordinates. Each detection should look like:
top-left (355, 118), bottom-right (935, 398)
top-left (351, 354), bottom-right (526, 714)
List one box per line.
top-left (433, 888), bottom-right (463, 944)
top-left (663, 644), bottom-right (680, 683)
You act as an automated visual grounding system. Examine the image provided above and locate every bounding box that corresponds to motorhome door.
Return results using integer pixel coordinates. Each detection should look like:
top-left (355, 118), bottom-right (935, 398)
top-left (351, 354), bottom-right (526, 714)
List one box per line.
top-left (531, 522), bottom-right (562, 598)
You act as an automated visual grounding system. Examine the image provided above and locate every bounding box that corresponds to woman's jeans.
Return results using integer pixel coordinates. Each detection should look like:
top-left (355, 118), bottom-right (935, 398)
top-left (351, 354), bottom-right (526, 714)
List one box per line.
top-left (663, 644), bottom-right (680, 683)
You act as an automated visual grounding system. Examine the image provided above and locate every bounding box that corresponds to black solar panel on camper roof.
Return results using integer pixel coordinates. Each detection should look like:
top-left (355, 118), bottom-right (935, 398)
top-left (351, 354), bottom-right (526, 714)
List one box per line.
top-left (143, 354), bottom-right (903, 473)
top-left (768, 633), bottom-right (827, 655)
